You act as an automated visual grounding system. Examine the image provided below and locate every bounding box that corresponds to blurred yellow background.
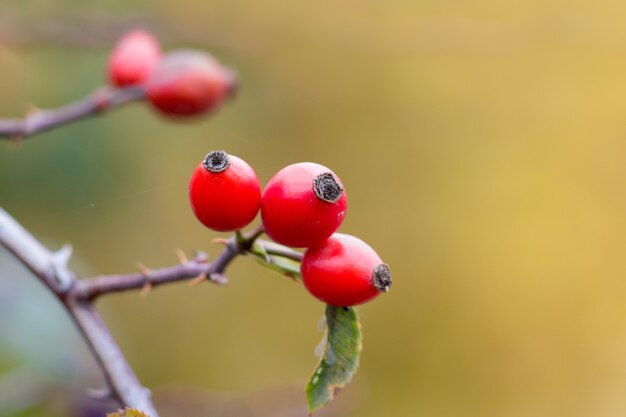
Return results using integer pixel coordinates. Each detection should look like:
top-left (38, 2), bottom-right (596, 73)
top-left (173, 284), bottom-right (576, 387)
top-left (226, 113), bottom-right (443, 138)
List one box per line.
top-left (2, 1), bottom-right (626, 416)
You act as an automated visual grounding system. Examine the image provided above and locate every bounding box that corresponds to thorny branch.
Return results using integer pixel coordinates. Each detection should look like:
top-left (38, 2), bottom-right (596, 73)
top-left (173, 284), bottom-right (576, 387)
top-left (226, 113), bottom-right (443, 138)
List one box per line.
top-left (0, 206), bottom-right (300, 416)
top-left (0, 86), bottom-right (145, 140)
top-left (74, 227), bottom-right (275, 301)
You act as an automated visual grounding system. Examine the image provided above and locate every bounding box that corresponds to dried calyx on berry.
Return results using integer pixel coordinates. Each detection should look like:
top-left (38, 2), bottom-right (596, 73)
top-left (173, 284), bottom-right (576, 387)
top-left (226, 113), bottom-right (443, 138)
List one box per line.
top-left (202, 150), bottom-right (231, 173)
top-left (313, 172), bottom-right (344, 203)
top-left (372, 263), bottom-right (392, 292)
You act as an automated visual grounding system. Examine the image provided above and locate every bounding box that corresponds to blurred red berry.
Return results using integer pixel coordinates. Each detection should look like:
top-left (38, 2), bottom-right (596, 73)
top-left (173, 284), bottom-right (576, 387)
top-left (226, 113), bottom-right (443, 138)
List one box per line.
top-left (189, 150), bottom-right (261, 232)
top-left (107, 30), bottom-right (161, 87)
top-left (261, 162), bottom-right (347, 248)
top-left (146, 50), bottom-right (235, 117)
top-left (301, 233), bottom-right (392, 306)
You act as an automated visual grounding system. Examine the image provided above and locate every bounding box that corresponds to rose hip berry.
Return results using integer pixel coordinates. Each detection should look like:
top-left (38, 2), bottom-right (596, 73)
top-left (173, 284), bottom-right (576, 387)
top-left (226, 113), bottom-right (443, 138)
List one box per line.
top-left (261, 162), bottom-right (347, 248)
top-left (301, 233), bottom-right (392, 307)
top-left (146, 50), bottom-right (236, 117)
top-left (107, 30), bottom-right (161, 87)
top-left (189, 150), bottom-right (261, 232)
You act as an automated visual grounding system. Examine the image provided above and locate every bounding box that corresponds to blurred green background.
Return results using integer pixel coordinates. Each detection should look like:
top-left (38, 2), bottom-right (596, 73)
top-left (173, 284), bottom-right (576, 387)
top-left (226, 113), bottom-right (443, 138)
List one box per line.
top-left (2, 1), bottom-right (626, 416)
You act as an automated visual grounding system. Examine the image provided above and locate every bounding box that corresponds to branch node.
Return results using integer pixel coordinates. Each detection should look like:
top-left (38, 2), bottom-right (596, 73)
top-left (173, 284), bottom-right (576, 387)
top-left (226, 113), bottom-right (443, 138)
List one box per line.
top-left (209, 272), bottom-right (228, 285)
top-left (51, 243), bottom-right (75, 291)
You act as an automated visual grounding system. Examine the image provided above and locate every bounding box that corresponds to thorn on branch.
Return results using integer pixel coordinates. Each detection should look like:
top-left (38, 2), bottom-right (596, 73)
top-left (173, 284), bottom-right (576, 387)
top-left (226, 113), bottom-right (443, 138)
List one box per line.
top-left (51, 243), bottom-right (75, 291)
top-left (175, 248), bottom-right (188, 264)
top-left (211, 237), bottom-right (229, 246)
top-left (53, 243), bottom-right (73, 266)
top-left (140, 282), bottom-right (152, 298)
top-left (136, 262), bottom-right (152, 297)
top-left (136, 262), bottom-right (150, 277)
top-left (187, 273), bottom-right (207, 286)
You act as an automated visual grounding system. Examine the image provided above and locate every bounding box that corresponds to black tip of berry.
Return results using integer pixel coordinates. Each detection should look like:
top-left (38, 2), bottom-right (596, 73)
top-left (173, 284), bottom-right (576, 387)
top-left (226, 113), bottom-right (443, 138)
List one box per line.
top-left (313, 172), bottom-right (343, 203)
top-left (203, 150), bottom-right (231, 173)
top-left (372, 263), bottom-right (392, 293)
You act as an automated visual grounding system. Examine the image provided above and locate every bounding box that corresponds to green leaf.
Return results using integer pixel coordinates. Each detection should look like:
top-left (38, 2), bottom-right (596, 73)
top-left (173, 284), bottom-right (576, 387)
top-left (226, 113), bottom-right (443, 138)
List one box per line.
top-left (107, 408), bottom-right (150, 417)
top-left (306, 305), bottom-right (362, 413)
top-left (267, 255), bottom-right (301, 279)
top-left (249, 241), bottom-right (271, 263)
top-left (248, 244), bottom-right (301, 280)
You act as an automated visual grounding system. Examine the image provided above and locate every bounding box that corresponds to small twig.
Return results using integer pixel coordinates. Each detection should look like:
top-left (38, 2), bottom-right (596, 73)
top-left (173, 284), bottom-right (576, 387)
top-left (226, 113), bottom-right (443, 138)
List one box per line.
top-left (0, 86), bottom-right (145, 140)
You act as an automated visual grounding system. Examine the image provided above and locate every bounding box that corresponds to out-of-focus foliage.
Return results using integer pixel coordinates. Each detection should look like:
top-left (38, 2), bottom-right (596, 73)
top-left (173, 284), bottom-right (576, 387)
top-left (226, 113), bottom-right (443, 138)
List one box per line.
top-left (2, 1), bottom-right (626, 417)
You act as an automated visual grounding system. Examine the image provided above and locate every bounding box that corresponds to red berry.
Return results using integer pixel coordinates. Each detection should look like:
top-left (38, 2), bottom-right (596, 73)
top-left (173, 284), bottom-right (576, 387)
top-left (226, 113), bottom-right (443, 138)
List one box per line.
top-left (107, 30), bottom-right (161, 87)
top-left (146, 50), bottom-right (235, 117)
top-left (301, 234), bottom-right (392, 306)
top-left (261, 162), bottom-right (347, 248)
top-left (189, 150), bottom-right (261, 232)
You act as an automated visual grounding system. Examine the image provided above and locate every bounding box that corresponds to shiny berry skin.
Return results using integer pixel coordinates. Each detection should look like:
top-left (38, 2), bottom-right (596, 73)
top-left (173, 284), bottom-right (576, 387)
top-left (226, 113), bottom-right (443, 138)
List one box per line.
top-left (146, 50), bottom-right (236, 117)
top-left (301, 233), bottom-right (392, 307)
top-left (107, 30), bottom-right (161, 87)
top-left (261, 162), bottom-right (347, 248)
top-left (189, 151), bottom-right (261, 232)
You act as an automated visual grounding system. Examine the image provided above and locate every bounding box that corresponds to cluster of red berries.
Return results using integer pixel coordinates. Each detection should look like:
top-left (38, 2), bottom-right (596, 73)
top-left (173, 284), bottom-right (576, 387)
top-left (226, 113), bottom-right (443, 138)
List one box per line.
top-left (107, 30), bottom-right (235, 117)
top-left (107, 30), bottom-right (391, 306)
top-left (189, 150), bottom-right (392, 307)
